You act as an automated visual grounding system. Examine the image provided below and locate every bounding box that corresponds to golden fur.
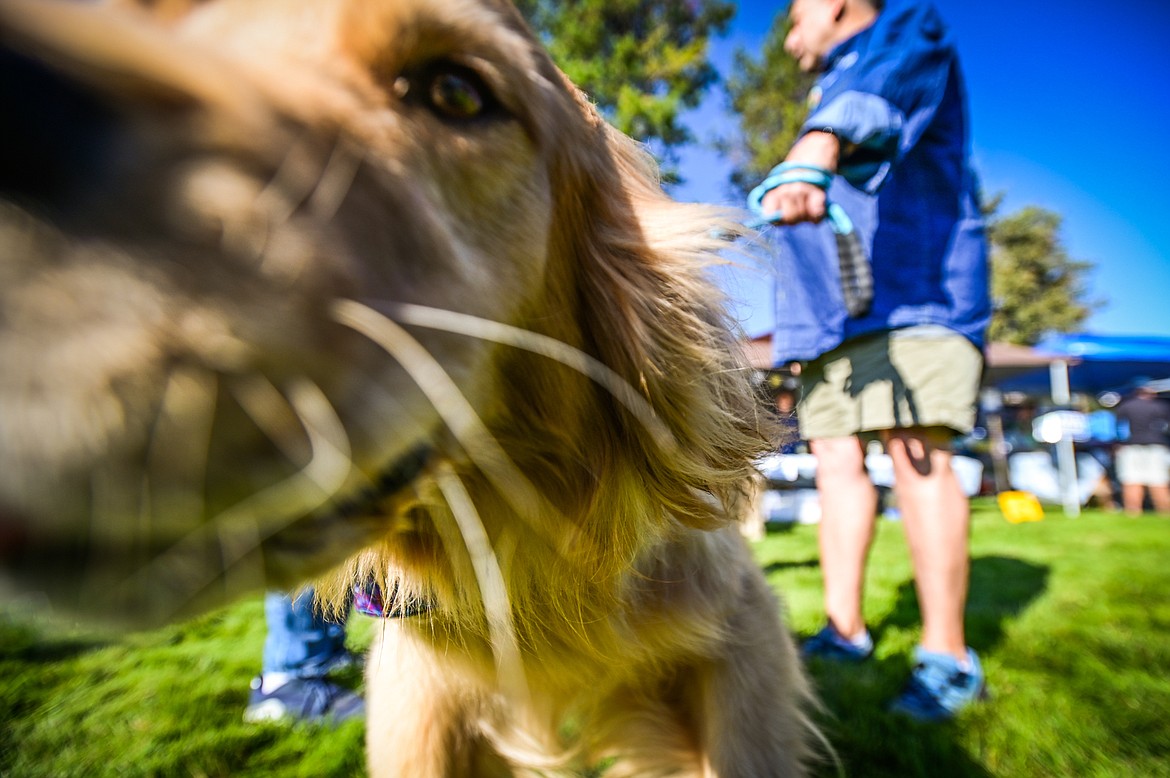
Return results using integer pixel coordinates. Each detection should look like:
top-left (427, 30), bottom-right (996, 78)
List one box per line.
top-left (0, 0), bottom-right (815, 774)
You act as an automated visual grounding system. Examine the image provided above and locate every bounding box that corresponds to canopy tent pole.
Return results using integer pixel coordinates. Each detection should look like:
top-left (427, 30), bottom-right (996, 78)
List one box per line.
top-left (1050, 359), bottom-right (1080, 517)
top-left (981, 388), bottom-right (1011, 492)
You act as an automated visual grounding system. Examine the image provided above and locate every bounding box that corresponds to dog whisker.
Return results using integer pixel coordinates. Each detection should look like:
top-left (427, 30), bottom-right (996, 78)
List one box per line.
top-left (216, 509), bottom-right (267, 604)
top-left (250, 131), bottom-right (336, 276)
top-left (77, 367), bottom-right (215, 600)
top-left (307, 137), bottom-right (363, 223)
top-left (331, 299), bottom-right (585, 561)
top-left (146, 366), bottom-right (218, 545)
top-left (219, 191), bottom-right (270, 264)
top-left (385, 301), bottom-right (678, 455)
top-left (434, 466), bottom-right (529, 707)
top-left (122, 376), bottom-right (355, 620)
top-left (255, 131), bottom-right (325, 228)
top-left (84, 454), bottom-right (146, 599)
top-left (275, 377), bottom-right (354, 497)
top-left (215, 377), bottom-right (356, 598)
top-left (230, 373), bottom-right (316, 467)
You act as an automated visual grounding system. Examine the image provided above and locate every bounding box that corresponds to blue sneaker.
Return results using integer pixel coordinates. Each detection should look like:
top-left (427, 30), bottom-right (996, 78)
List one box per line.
top-left (316, 647), bottom-right (365, 675)
top-left (244, 676), bottom-right (365, 724)
top-left (889, 647), bottom-right (986, 722)
top-left (802, 624), bottom-right (874, 662)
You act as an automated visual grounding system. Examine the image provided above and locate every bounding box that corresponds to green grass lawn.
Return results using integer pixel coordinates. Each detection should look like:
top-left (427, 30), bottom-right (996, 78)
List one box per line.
top-left (3, 499), bottom-right (1169, 777)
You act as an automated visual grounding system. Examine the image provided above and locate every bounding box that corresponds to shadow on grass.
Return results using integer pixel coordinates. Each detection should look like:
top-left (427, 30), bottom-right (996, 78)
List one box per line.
top-left (876, 555), bottom-right (1050, 653)
top-left (764, 520), bottom-right (801, 536)
top-left (761, 558), bottom-right (822, 574)
top-left (804, 555), bottom-right (1049, 778)
top-left (759, 520), bottom-right (813, 574)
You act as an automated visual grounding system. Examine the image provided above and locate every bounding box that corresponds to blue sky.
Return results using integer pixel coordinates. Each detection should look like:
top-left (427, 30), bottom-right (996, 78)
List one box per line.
top-left (674, 0), bottom-right (1170, 340)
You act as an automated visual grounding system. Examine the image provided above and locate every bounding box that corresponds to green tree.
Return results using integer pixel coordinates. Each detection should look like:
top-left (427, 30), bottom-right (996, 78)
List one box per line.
top-left (514, 0), bottom-right (734, 163)
top-left (722, 12), bottom-right (815, 195)
top-left (986, 199), bottom-right (1100, 345)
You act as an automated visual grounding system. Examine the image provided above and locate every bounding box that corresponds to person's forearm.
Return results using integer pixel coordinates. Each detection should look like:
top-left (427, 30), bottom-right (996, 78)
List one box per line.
top-left (786, 128), bottom-right (840, 172)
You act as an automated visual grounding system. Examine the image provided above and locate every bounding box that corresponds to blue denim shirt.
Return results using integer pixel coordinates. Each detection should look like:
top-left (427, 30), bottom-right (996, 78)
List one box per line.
top-left (770, 0), bottom-right (991, 365)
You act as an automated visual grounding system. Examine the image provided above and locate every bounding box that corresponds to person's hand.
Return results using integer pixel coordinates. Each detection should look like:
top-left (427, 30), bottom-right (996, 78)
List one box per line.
top-left (761, 181), bottom-right (827, 225)
top-left (761, 130), bottom-right (840, 225)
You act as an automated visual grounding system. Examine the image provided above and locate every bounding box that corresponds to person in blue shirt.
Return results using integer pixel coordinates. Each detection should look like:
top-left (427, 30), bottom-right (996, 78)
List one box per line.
top-left (751, 0), bottom-right (990, 721)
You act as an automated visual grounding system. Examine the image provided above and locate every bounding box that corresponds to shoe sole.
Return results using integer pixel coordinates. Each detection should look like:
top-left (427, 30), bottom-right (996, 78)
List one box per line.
top-left (243, 699), bottom-right (291, 723)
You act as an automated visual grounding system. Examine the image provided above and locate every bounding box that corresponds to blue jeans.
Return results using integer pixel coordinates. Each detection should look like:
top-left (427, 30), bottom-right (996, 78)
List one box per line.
top-left (262, 588), bottom-right (348, 677)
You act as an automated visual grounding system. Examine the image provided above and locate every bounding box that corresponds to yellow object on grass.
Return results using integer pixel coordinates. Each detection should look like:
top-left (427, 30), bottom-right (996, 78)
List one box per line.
top-left (998, 490), bottom-right (1044, 523)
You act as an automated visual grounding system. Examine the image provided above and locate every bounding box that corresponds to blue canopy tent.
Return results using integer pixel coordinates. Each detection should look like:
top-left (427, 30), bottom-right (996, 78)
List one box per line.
top-left (988, 333), bottom-right (1170, 516)
top-left (996, 333), bottom-right (1170, 395)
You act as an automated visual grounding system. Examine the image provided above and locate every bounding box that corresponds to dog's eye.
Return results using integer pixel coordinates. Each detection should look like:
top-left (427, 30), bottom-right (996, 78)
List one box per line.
top-left (429, 71), bottom-right (487, 120)
top-left (397, 62), bottom-right (503, 123)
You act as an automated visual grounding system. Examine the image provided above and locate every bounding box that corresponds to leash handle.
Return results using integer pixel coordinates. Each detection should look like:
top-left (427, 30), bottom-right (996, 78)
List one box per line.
top-left (747, 162), bottom-right (843, 231)
top-left (747, 163), bottom-right (873, 319)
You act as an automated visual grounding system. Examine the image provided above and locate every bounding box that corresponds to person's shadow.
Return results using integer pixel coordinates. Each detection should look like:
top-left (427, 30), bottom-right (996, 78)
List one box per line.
top-left (805, 555), bottom-right (1049, 777)
top-left (877, 555), bottom-right (1049, 651)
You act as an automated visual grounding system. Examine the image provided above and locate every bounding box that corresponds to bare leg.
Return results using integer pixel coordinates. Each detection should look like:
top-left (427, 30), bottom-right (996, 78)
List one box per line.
top-left (811, 435), bottom-right (877, 640)
top-left (884, 427), bottom-right (970, 661)
top-left (1122, 483), bottom-right (1145, 516)
top-left (1149, 485), bottom-right (1170, 515)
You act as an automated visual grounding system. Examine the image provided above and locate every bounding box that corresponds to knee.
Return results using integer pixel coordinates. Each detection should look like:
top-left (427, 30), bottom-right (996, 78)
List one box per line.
top-left (811, 437), bottom-right (867, 480)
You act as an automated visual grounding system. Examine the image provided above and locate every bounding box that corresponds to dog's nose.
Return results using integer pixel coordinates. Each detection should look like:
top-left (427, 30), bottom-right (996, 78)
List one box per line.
top-left (0, 46), bottom-right (118, 214)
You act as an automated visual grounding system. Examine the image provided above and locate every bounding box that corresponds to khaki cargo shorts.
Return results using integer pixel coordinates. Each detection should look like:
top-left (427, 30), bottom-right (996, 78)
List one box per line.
top-left (1116, 444), bottom-right (1170, 487)
top-left (797, 327), bottom-right (983, 440)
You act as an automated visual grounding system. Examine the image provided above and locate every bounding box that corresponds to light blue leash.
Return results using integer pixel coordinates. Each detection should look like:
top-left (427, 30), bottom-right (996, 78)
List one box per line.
top-left (746, 162), bottom-right (872, 318)
top-left (746, 162), bottom-right (855, 234)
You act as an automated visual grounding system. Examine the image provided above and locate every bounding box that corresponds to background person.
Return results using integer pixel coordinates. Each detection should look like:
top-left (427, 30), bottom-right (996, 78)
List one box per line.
top-left (752, 0), bottom-right (991, 721)
top-left (244, 589), bottom-right (364, 724)
top-left (1113, 385), bottom-right (1170, 516)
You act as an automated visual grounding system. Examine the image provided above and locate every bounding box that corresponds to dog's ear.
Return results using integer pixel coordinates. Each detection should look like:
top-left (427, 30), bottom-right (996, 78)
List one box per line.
top-left (537, 106), bottom-right (771, 530)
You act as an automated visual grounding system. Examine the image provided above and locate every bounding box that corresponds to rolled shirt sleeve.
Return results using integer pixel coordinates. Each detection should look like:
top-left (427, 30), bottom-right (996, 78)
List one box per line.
top-left (800, 4), bottom-right (955, 193)
top-left (802, 91), bottom-right (904, 192)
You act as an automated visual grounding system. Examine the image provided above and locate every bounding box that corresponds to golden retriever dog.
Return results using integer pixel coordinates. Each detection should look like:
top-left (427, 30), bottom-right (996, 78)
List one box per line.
top-left (0, 0), bottom-right (815, 774)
